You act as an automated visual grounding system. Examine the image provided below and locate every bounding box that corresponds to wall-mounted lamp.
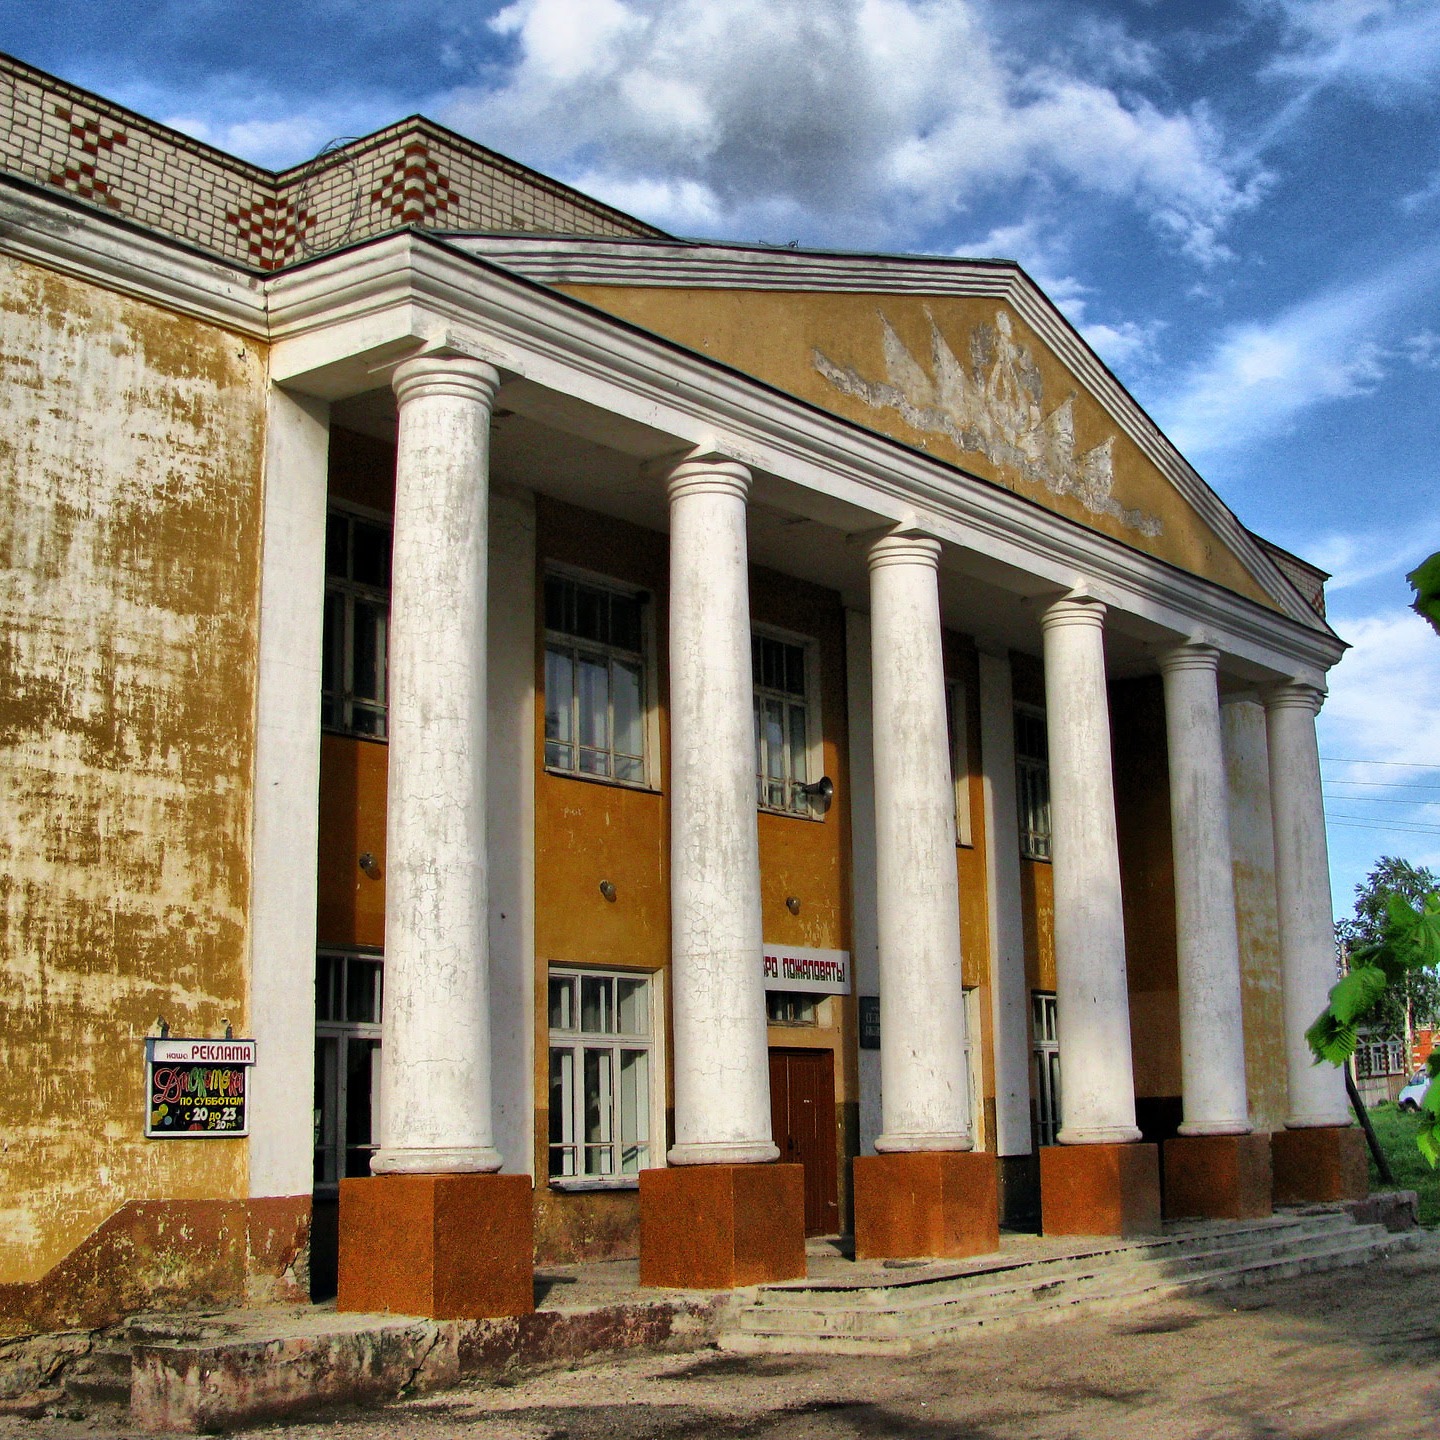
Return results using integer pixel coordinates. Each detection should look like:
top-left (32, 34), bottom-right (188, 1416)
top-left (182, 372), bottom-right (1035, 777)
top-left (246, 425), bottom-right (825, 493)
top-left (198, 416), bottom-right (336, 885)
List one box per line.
top-left (785, 896), bottom-right (802, 916)
top-left (358, 852), bottom-right (382, 881)
top-left (599, 880), bottom-right (617, 903)
top-left (796, 775), bottom-right (834, 814)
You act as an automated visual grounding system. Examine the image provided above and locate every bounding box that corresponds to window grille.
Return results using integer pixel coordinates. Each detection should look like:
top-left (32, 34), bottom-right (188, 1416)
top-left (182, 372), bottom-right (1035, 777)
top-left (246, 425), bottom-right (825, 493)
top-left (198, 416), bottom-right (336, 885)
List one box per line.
top-left (1015, 705), bottom-right (1052, 860)
top-left (544, 573), bottom-right (647, 784)
top-left (322, 508), bottom-right (390, 739)
top-left (1032, 991), bottom-right (1061, 1146)
top-left (548, 969), bottom-right (654, 1180)
top-left (313, 949), bottom-right (383, 1190)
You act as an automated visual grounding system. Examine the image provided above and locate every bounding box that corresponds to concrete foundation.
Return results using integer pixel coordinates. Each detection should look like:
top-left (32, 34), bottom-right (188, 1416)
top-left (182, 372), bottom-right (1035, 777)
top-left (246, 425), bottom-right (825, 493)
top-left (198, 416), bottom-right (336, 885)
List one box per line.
top-left (1040, 1142), bottom-right (1162, 1237)
top-left (1163, 1133), bottom-right (1273, 1221)
top-left (1272, 1125), bottom-right (1368, 1205)
top-left (337, 1173), bottom-right (534, 1320)
top-left (853, 1151), bottom-right (1000, 1260)
top-left (639, 1164), bottom-right (805, 1289)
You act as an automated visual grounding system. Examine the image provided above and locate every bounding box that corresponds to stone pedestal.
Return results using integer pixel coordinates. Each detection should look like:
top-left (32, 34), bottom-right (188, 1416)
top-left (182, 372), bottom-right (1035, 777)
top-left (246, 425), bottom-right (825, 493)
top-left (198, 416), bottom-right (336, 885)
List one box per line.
top-left (1163, 1133), bottom-right (1273, 1221)
top-left (1272, 1126), bottom-right (1368, 1204)
top-left (853, 1151), bottom-right (999, 1260)
top-left (1041, 1143), bottom-right (1161, 1237)
top-left (639, 1164), bottom-right (805, 1289)
top-left (336, 1173), bottom-right (534, 1319)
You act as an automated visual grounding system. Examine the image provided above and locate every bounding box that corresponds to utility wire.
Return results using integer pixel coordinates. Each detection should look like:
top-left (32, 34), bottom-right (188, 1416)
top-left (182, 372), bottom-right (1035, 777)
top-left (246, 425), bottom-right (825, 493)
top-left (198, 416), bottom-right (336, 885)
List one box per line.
top-left (1322, 755), bottom-right (1440, 769)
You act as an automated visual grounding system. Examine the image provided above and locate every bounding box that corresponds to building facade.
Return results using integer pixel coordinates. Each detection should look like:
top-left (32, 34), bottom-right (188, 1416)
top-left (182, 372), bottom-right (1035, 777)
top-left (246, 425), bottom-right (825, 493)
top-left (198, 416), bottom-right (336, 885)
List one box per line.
top-left (0, 52), bottom-right (1363, 1331)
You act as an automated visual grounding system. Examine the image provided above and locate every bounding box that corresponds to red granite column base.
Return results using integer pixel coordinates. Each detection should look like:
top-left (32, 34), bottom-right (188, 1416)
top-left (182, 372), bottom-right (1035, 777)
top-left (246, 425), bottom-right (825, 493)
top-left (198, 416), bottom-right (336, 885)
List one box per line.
top-left (1041, 1142), bottom-right (1162, 1237)
top-left (1272, 1125), bottom-right (1369, 1205)
top-left (1163, 1133), bottom-right (1273, 1221)
top-left (853, 1150), bottom-right (1000, 1261)
top-left (639, 1164), bottom-right (806, 1289)
top-left (337, 1173), bottom-right (534, 1319)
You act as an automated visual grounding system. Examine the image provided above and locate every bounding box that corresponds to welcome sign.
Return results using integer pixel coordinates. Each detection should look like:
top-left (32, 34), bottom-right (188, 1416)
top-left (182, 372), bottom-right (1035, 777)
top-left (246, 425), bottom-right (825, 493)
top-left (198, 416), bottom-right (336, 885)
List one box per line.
top-left (762, 945), bottom-right (852, 995)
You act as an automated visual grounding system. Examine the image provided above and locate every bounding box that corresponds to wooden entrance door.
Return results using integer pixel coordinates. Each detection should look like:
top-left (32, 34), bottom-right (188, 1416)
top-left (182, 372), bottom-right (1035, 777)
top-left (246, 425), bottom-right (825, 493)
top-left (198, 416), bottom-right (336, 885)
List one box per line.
top-left (769, 1048), bottom-right (839, 1236)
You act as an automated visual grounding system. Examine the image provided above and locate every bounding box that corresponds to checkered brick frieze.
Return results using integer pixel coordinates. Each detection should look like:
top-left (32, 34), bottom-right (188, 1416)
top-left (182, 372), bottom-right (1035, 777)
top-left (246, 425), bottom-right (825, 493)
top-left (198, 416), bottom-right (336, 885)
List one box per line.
top-left (225, 194), bottom-right (316, 271)
top-left (370, 141), bottom-right (460, 226)
top-left (47, 104), bottom-right (129, 209)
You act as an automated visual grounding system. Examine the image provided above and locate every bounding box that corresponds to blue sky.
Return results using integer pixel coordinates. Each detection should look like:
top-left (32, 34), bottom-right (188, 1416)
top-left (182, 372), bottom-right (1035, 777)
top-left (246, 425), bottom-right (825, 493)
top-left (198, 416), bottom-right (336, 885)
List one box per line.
top-left (3, 0), bottom-right (1437, 915)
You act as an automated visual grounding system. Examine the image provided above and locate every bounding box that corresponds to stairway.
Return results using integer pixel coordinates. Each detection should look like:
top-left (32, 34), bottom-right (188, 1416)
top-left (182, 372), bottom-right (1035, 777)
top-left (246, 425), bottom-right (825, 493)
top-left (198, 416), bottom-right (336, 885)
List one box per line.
top-left (721, 1210), bottom-right (1422, 1355)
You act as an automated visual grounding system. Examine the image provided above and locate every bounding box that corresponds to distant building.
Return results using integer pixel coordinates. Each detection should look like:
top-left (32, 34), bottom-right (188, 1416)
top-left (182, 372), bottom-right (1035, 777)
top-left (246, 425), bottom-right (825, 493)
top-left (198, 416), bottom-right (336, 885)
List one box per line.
top-left (0, 50), bottom-right (1363, 1332)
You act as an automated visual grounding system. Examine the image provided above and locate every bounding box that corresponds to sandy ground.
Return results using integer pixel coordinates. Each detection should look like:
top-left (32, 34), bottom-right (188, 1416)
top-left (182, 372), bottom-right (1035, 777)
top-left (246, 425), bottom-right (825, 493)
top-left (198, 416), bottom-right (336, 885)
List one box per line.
top-left (7, 1243), bottom-right (1440, 1440)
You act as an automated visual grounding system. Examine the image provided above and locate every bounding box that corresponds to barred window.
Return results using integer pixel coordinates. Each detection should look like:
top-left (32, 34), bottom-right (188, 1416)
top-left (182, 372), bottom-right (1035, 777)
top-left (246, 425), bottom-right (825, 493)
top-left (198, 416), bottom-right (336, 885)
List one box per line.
top-left (1015, 705), bottom-right (1052, 860)
top-left (548, 969), bottom-right (654, 1182)
top-left (544, 573), bottom-right (647, 785)
top-left (322, 508), bottom-right (390, 740)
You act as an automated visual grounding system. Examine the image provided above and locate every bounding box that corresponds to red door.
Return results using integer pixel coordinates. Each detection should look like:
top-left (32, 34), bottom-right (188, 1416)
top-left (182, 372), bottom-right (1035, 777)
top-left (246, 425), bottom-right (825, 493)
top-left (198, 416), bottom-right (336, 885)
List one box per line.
top-left (769, 1048), bottom-right (839, 1236)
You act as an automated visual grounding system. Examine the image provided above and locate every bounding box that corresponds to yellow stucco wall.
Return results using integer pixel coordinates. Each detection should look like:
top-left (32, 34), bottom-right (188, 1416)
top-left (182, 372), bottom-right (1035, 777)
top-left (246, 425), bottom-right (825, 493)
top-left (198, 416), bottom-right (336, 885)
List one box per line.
top-left (0, 258), bottom-right (265, 1283)
top-left (560, 285), bottom-right (1277, 609)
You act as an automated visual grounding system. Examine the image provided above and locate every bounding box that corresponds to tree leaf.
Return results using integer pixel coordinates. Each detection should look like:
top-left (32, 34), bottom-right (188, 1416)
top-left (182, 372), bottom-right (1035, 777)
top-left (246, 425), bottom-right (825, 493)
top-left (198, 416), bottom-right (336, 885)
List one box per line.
top-left (1327, 965), bottom-right (1390, 1025)
top-left (1306, 1009), bottom-right (1358, 1066)
top-left (1408, 549), bottom-right (1440, 639)
top-left (1417, 1118), bottom-right (1440, 1170)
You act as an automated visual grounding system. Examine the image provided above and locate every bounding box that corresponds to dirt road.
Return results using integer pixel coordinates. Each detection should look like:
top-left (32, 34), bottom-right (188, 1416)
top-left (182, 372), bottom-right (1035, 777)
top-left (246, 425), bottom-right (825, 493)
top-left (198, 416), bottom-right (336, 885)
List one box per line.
top-left (9, 1244), bottom-right (1440, 1439)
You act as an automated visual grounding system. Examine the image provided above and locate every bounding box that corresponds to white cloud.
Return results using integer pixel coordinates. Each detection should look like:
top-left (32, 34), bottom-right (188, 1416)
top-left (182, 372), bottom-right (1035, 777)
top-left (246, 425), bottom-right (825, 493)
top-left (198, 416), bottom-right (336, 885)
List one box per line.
top-left (1303, 525), bottom-right (1440, 592)
top-left (439, 0), bottom-right (1263, 257)
top-left (1319, 605), bottom-right (1440, 892)
top-left (1261, 0), bottom-right (1440, 92)
top-left (1153, 244), bottom-right (1440, 456)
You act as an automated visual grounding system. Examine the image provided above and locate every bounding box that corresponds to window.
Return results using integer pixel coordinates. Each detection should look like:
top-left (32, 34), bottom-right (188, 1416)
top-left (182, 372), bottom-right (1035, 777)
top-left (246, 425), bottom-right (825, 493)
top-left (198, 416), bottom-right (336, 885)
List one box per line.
top-left (767, 991), bottom-right (818, 1026)
top-left (322, 507), bottom-right (391, 739)
top-left (1015, 705), bottom-right (1051, 860)
top-left (548, 968), bottom-right (654, 1183)
top-left (314, 950), bottom-right (383, 1189)
top-left (1032, 991), bottom-right (1061, 1147)
top-left (947, 676), bottom-right (974, 847)
top-left (753, 632), bottom-right (816, 815)
top-left (544, 572), bottom-right (647, 784)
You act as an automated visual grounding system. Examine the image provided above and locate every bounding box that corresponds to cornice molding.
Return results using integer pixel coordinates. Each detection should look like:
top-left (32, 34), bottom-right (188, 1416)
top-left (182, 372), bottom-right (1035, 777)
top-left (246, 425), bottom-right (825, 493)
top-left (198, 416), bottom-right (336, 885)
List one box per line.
top-left (0, 177), bottom-right (266, 334)
top-left (452, 235), bottom-right (1322, 630)
top-left (269, 236), bottom-right (1343, 683)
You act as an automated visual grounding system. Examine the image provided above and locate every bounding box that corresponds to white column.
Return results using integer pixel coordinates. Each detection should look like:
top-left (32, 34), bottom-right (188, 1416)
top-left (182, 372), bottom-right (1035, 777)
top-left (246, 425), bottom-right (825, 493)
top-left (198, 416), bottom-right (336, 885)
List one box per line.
top-left (1042, 598), bottom-right (1141, 1145)
top-left (1264, 682), bottom-right (1350, 1129)
top-left (869, 535), bottom-right (971, 1152)
top-left (373, 354), bottom-right (503, 1174)
top-left (667, 453), bottom-right (776, 1166)
top-left (1159, 644), bottom-right (1251, 1136)
top-left (977, 646), bottom-right (1032, 1156)
top-left (247, 386), bottom-right (329, 1197)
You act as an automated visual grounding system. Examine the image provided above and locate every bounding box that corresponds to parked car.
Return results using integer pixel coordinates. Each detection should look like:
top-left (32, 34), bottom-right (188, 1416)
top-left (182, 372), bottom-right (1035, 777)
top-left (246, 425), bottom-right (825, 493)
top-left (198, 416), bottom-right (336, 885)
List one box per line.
top-left (1397, 1069), bottom-right (1432, 1112)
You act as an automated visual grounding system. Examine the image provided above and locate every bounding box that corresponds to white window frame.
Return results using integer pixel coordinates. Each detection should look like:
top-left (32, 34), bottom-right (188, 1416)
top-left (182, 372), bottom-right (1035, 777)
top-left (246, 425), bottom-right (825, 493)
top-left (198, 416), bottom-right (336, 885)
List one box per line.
top-left (542, 564), bottom-right (659, 790)
top-left (1032, 990), bottom-right (1061, 1147)
top-left (1015, 703), bottom-right (1052, 861)
top-left (322, 501), bottom-right (391, 741)
top-left (546, 965), bottom-right (664, 1189)
top-left (963, 985), bottom-right (985, 1149)
top-left (313, 947), bottom-right (384, 1195)
top-left (752, 624), bottom-right (824, 818)
top-left (947, 675), bottom-right (975, 848)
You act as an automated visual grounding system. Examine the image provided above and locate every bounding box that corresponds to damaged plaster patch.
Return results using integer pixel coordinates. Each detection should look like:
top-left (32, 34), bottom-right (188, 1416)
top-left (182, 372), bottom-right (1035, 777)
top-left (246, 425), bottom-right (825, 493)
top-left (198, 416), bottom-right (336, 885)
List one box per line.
top-left (814, 309), bottom-right (1161, 538)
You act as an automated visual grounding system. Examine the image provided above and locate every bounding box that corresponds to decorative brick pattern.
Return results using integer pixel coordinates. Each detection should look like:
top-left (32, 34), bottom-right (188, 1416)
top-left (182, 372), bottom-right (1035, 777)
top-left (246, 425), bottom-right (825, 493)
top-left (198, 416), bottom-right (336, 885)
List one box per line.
top-left (0, 53), bottom-right (665, 271)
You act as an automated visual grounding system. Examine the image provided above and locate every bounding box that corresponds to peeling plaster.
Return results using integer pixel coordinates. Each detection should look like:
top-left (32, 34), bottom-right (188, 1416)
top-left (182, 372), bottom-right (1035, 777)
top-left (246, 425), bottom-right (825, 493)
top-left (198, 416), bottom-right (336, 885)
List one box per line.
top-left (815, 309), bottom-right (1161, 539)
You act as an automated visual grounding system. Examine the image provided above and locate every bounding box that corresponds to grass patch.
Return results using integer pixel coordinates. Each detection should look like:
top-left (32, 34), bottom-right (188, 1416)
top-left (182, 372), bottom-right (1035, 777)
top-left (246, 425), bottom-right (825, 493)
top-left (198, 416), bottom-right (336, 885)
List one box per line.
top-left (1364, 1101), bottom-right (1440, 1226)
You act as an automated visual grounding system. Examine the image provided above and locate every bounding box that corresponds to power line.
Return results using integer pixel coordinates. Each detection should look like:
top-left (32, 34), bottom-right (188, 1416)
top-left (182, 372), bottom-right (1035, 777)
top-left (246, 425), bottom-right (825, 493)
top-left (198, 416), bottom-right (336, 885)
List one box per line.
top-left (1323, 794), bottom-right (1440, 807)
top-left (1322, 755), bottom-right (1440, 770)
top-left (1328, 815), bottom-right (1440, 835)
top-left (1326, 778), bottom-right (1440, 793)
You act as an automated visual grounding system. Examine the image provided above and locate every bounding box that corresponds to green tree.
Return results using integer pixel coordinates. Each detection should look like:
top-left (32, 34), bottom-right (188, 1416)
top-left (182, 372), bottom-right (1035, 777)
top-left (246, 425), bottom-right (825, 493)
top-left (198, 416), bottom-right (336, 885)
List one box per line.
top-left (1410, 550), bottom-right (1440, 638)
top-left (1335, 858), bottom-right (1440, 1055)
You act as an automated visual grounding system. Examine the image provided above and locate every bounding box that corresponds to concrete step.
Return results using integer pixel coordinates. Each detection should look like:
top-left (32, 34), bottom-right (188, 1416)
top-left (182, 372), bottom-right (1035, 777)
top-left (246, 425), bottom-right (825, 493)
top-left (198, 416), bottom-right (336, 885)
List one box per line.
top-left (720, 1220), bottom-right (1418, 1355)
top-left (764, 1213), bottom-right (1361, 1310)
top-left (61, 1345), bottom-right (132, 1405)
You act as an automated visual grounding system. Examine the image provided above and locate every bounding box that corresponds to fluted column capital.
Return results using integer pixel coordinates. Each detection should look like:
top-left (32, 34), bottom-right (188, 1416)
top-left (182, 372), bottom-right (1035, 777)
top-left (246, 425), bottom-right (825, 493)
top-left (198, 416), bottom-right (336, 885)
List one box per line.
top-left (1041, 596), bottom-right (1107, 633)
top-left (1262, 680), bottom-right (1325, 716)
top-left (1159, 642), bottom-right (1221, 677)
top-left (391, 353), bottom-right (501, 409)
top-left (867, 533), bottom-right (941, 573)
top-left (664, 451), bottom-right (752, 505)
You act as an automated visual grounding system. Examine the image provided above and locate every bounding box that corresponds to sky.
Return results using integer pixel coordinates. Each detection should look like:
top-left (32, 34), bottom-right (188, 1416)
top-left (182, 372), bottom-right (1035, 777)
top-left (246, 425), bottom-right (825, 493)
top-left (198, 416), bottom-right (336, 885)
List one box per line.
top-left (2, 0), bottom-right (1438, 917)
